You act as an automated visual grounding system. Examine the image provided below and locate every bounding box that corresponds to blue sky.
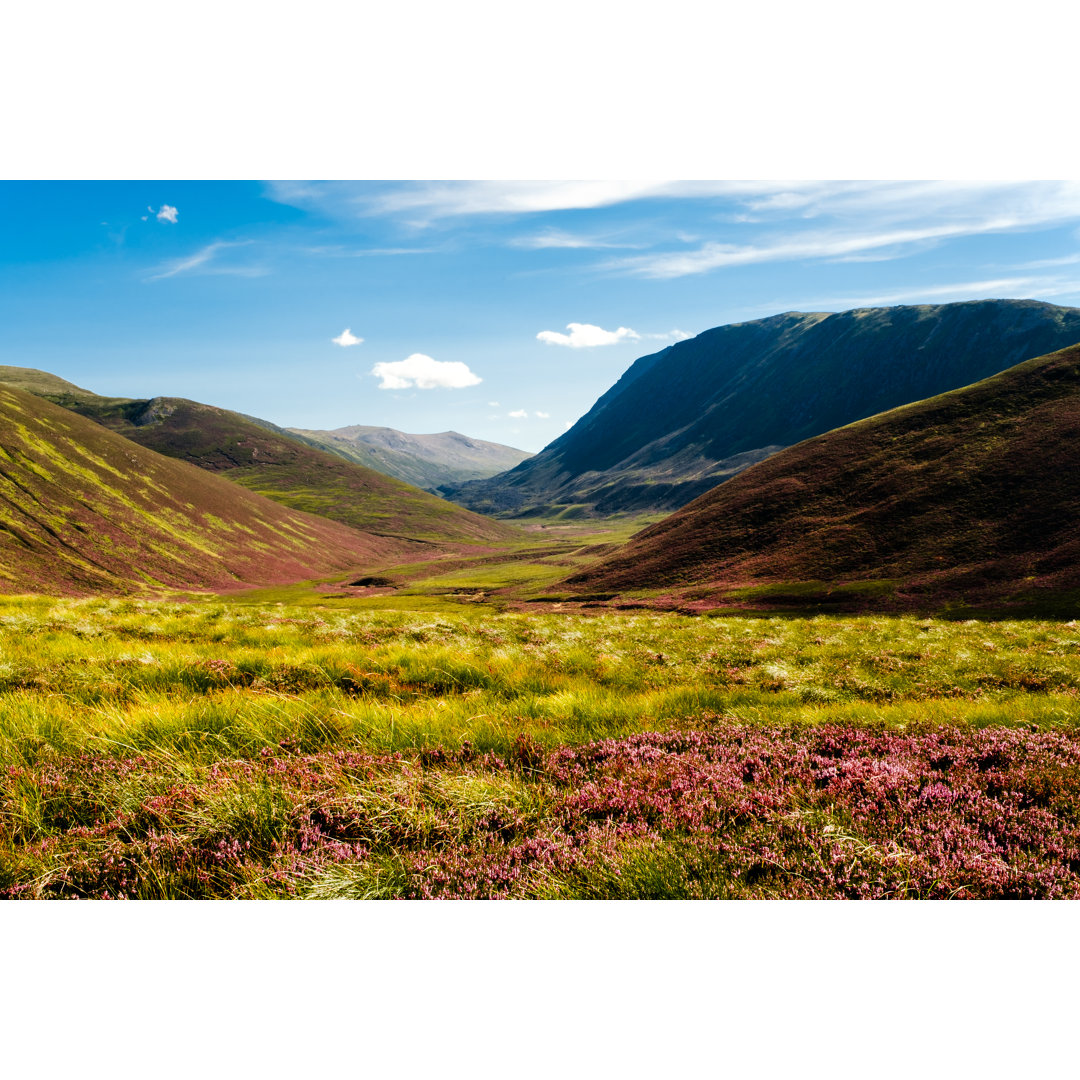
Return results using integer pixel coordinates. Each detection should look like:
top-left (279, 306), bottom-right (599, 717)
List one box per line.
top-left (3, 180), bottom-right (1080, 453)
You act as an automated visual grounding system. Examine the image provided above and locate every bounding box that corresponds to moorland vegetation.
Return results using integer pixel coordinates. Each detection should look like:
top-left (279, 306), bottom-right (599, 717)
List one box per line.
top-left (2, 595), bottom-right (1078, 899)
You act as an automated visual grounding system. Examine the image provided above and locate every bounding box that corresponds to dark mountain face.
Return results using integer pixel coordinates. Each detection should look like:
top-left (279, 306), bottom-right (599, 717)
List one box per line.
top-left (443, 300), bottom-right (1080, 517)
top-left (569, 342), bottom-right (1080, 610)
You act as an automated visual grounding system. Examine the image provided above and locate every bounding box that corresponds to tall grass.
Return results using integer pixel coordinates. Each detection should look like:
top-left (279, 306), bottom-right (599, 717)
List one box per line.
top-left (1, 595), bottom-right (1078, 897)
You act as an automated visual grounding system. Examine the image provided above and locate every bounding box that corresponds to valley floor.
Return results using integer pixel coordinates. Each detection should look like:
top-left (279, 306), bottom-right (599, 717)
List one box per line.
top-left (2, 594), bottom-right (1079, 898)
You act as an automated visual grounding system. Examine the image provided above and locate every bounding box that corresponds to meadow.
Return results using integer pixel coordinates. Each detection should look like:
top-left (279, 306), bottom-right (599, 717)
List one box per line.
top-left (2, 593), bottom-right (1079, 898)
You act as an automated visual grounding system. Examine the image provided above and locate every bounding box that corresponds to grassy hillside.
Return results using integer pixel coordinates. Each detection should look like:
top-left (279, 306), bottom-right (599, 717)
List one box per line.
top-left (446, 299), bottom-right (1080, 517)
top-left (292, 425), bottom-right (532, 492)
top-left (0, 369), bottom-right (519, 545)
top-left (570, 342), bottom-right (1080, 612)
top-left (0, 367), bottom-right (96, 397)
top-left (0, 386), bottom-right (409, 596)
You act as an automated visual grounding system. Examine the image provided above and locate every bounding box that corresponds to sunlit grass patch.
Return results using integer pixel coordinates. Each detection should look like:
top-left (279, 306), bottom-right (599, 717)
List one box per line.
top-left (1, 596), bottom-right (1079, 897)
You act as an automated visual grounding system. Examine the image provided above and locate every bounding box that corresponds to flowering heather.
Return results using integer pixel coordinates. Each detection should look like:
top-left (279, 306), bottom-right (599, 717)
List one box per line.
top-left (4, 723), bottom-right (1080, 899)
top-left (1, 598), bottom-right (1078, 898)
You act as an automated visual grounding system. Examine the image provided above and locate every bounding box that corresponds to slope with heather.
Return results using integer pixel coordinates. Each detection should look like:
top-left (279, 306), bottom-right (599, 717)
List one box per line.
top-left (569, 343), bottom-right (1080, 610)
top-left (291, 425), bottom-right (532, 493)
top-left (0, 386), bottom-right (410, 595)
top-left (445, 299), bottom-right (1080, 517)
top-left (0, 370), bottom-right (519, 545)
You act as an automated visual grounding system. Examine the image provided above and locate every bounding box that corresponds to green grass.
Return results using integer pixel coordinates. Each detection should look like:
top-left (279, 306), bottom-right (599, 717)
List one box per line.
top-left (2, 594), bottom-right (1078, 758)
top-left (2, 593), bottom-right (1078, 898)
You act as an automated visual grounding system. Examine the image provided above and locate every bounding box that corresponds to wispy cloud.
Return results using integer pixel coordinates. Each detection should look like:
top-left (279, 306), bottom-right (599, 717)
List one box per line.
top-left (510, 229), bottom-right (643, 251)
top-left (332, 328), bottom-right (363, 347)
top-left (535, 411), bottom-right (550, 418)
top-left (146, 242), bottom-right (228, 280)
top-left (537, 322), bottom-right (641, 348)
top-left (773, 274), bottom-right (1080, 312)
top-left (265, 182), bottom-right (1080, 238)
top-left (264, 180), bottom-right (803, 224)
top-left (508, 409), bottom-right (527, 419)
top-left (1015, 252), bottom-right (1080, 270)
top-left (604, 219), bottom-right (1042, 279)
top-left (600, 182), bottom-right (1080, 279)
top-left (145, 241), bottom-right (260, 281)
top-left (372, 354), bottom-right (481, 390)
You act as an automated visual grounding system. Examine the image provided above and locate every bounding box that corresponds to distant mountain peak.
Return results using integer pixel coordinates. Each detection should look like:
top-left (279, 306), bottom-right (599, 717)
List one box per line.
top-left (291, 424), bottom-right (532, 494)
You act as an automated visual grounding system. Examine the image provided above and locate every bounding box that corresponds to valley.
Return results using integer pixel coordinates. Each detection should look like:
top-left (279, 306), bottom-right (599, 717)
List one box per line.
top-left (3, 300), bottom-right (1080, 899)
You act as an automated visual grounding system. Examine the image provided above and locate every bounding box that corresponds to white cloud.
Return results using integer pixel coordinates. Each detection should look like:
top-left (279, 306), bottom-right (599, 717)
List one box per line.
top-left (601, 182), bottom-right (1080, 280)
top-left (264, 184), bottom-right (1080, 256)
top-left (487, 401), bottom-right (501, 407)
top-left (264, 180), bottom-right (807, 224)
top-left (332, 328), bottom-right (363, 347)
top-left (537, 322), bottom-right (641, 348)
top-left (508, 409), bottom-right (527, 418)
top-left (744, 191), bottom-right (825, 213)
top-left (372, 353), bottom-right (481, 390)
top-left (535, 411), bottom-right (550, 418)
top-left (389, 181), bottom-right (850, 221)
top-left (606, 221), bottom-right (1028, 279)
top-left (154, 204), bottom-right (179, 224)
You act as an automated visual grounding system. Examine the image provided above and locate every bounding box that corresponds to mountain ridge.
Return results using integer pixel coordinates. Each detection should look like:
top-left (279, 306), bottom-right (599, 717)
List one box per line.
top-left (568, 341), bottom-right (1080, 611)
top-left (444, 299), bottom-right (1080, 517)
top-left (290, 424), bottom-right (532, 493)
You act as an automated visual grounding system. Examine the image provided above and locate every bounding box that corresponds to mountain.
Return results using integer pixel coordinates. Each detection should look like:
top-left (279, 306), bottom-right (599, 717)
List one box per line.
top-left (444, 299), bottom-right (1080, 518)
top-left (0, 386), bottom-right (409, 596)
top-left (0, 370), bottom-right (519, 545)
top-left (569, 342), bottom-right (1080, 610)
top-left (289, 425), bottom-right (532, 493)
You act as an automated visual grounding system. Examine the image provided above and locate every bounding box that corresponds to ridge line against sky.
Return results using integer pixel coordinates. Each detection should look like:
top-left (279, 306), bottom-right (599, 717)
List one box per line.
top-left (3, 180), bottom-right (1080, 453)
